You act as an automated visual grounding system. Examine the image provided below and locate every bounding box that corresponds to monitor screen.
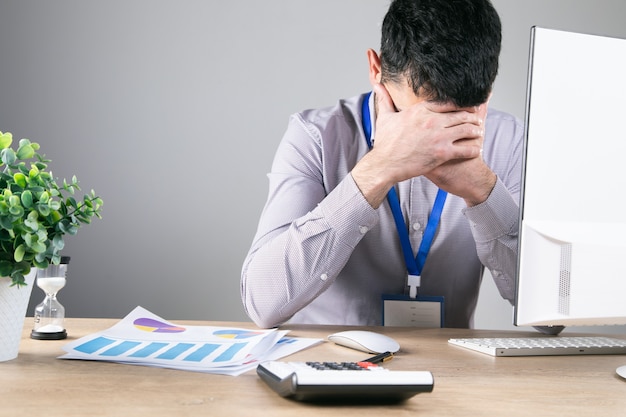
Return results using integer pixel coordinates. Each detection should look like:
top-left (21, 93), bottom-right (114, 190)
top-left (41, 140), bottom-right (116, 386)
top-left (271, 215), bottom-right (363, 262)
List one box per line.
top-left (514, 27), bottom-right (626, 327)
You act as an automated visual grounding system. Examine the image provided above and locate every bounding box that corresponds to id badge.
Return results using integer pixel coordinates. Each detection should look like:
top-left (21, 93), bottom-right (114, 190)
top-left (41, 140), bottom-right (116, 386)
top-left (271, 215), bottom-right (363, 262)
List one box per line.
top-left (381, 294), bottom-right (445, 327)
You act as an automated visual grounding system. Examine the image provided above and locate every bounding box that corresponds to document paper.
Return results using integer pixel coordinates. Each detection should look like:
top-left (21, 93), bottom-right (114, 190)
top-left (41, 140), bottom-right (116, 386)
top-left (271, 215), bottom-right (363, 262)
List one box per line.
top-left (60, 306), bottom-right (321, 376)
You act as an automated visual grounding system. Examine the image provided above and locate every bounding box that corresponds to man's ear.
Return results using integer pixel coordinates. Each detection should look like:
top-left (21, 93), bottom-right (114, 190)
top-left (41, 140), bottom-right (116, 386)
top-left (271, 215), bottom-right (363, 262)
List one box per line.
top-left (366, 49), bottom-right (382, 86)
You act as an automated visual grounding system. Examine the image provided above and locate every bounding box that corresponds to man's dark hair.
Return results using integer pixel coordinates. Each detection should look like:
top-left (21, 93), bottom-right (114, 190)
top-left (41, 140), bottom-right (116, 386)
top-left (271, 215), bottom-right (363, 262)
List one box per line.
top-left (380, 0), bottom-right (501, 107)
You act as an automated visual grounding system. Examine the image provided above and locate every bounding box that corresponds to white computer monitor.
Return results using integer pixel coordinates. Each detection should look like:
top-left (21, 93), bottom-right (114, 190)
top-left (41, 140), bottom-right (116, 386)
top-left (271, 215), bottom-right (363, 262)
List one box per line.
top-left (514, 27), bottom-right (626, 327)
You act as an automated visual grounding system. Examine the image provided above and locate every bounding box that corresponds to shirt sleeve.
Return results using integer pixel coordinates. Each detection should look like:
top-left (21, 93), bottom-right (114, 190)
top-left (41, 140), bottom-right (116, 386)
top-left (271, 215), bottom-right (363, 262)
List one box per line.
top-left (461, 109), bottom-right (524, 305)
top-left (241, 114), bottom-right (378, 328)
top-left (463, 173), bottom-right (519, 303)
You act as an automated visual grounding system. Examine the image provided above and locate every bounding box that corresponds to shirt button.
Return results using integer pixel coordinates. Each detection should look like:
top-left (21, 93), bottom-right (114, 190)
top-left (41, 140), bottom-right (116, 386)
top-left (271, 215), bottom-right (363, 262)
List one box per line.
top-left (359, 226), bottom-right (369, 234)
top-left (320, 273), bottom-right (328, 281)
top-left (412, 222), bottom-right (421, 231)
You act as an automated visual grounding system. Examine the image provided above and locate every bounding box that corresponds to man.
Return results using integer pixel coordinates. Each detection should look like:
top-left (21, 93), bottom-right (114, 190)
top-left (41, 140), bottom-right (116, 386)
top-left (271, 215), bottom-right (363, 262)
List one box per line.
top-left (241, 0), bottom-right (522, 329)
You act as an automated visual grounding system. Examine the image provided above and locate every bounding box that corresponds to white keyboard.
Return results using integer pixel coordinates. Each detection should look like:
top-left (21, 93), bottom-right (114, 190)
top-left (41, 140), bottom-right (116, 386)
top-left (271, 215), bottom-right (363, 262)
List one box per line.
top-left (448, 336), bottom-right (626, 357)
top-left (257, 361), bottom-right (434, 402)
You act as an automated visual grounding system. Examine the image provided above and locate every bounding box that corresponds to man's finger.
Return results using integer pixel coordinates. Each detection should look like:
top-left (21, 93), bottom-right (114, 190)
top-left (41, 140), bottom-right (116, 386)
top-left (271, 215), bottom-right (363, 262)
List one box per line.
top-left (373, 82), bottom-right (396, 114)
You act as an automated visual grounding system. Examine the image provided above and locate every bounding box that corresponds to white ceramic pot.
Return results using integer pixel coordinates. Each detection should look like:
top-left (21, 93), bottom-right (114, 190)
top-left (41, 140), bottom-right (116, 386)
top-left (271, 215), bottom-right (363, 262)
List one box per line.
top-left (0, 269), bottom-right (37, 362)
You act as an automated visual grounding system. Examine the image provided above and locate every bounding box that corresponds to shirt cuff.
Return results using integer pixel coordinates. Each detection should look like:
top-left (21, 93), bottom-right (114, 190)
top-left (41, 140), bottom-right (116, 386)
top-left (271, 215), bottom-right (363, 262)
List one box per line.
top-left (316, 174), bottom-right (380, 245)
top-left (462, 178), bottom-right (518, 242)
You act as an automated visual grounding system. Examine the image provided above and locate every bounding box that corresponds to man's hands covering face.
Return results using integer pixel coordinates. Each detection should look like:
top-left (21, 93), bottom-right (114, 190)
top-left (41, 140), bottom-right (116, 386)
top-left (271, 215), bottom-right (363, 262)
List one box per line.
top-left (352, 82), bottom-right (496, 208)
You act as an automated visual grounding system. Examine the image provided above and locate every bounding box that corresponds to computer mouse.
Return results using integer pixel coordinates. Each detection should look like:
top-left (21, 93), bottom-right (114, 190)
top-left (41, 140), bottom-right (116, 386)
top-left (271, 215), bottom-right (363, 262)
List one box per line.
top-left (617, 365), bottom-right (626, 380)
top-left (327, 330), bottom-right (400, 354)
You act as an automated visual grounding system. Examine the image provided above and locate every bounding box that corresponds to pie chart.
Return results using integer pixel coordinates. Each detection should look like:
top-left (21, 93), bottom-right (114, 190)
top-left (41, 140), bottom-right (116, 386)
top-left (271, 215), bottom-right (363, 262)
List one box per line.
top-left (213, 329), bottom-right (264, 339)
top-left (133, 318), bottom-right (186, 333)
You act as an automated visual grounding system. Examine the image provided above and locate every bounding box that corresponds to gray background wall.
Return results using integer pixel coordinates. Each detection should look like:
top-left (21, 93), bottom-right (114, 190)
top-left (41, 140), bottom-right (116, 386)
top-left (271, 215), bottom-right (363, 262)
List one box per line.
top-left (1, 0), bottom-right (625, 333)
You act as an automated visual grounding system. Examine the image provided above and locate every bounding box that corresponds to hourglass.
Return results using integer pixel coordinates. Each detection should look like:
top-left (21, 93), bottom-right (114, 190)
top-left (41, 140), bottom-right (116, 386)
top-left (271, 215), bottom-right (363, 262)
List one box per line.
top-left (31, 256), bottom-right (70, 340)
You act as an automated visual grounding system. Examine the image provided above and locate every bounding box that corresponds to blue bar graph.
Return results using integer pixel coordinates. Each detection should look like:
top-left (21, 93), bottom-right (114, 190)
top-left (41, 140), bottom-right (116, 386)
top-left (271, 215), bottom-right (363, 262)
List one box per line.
top-left (128, 342), bottom-right (169, 358)
top-left (183, 343), bottom-right (220, 362)
top-left (74, 337), bottom-right (117, 354)
top-left (156, 343), bottom-right (195, 360)
top-left (101, 341), bottom-right (142, 356)
top-left (214, 342), bottom-right (246, 362)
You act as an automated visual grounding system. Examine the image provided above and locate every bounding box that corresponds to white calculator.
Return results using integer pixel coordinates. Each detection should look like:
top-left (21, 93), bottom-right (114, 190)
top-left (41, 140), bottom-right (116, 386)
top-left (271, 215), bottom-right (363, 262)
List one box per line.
top-left (256, 360), bottom-right (434, 402)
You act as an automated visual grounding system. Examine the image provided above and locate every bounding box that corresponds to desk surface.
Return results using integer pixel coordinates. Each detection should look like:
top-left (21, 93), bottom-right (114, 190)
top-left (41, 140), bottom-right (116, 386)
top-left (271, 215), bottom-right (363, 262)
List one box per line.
top-left (2, 319), bottom-right (625, 417)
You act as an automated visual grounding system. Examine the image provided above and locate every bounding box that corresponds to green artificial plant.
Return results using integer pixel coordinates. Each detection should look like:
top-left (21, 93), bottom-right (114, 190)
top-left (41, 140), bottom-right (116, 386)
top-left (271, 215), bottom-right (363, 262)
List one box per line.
top-left (0, 131), bottom-right (103, 287)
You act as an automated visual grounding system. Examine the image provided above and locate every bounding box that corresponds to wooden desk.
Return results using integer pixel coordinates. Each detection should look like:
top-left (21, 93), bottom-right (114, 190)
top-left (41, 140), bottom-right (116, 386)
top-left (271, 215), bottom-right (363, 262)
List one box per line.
top-left (1, 319), bottom-right (625, 417)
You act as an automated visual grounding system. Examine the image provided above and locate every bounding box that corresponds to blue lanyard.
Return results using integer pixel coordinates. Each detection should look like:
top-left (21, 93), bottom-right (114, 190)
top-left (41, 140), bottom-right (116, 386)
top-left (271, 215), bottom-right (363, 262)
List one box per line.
top-left (361, 92), bottom-right (447, 277)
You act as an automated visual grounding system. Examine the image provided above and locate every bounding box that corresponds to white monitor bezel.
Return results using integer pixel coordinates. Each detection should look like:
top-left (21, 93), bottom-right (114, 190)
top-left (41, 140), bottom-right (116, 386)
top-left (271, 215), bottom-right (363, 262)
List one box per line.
top-left (514, 27), bottom-right (626, 327)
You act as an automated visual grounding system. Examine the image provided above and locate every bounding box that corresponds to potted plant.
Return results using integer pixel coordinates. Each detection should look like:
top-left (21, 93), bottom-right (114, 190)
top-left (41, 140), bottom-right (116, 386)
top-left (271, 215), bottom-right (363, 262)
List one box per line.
top-left (0, 130), bottom-right (103, 361)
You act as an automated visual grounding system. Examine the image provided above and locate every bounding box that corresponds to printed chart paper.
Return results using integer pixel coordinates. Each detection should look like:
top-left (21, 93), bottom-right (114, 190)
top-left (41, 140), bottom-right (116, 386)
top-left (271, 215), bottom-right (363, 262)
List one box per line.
top-left (60, 306), bottom-right (321, 376)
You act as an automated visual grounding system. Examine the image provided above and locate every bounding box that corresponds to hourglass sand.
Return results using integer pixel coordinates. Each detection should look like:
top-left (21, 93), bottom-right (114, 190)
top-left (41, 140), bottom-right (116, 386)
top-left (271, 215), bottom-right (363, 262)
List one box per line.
top-left (31, 257), bottom-right (70, 340)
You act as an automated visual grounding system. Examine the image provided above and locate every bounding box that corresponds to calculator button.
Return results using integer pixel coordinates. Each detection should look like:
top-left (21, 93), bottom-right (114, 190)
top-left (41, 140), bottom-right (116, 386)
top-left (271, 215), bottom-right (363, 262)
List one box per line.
top-left (305, 361), bottom-right (379, 371)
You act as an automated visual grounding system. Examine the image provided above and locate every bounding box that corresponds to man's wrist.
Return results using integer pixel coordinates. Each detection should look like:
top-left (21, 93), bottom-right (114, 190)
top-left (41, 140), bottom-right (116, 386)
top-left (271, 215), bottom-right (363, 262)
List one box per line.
top-left (351, 154), bottom-right (394, 209)
top-left (463, 171), bottom-right (497, 207)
